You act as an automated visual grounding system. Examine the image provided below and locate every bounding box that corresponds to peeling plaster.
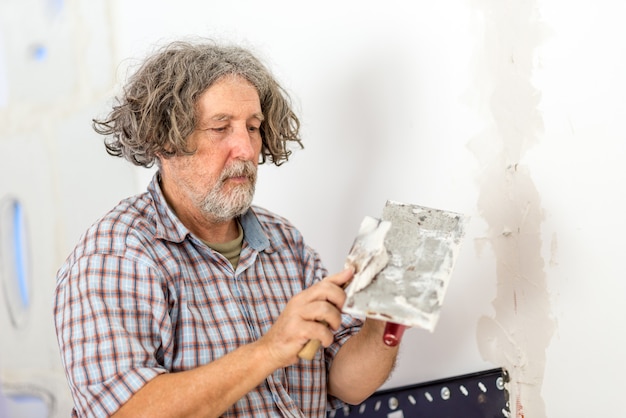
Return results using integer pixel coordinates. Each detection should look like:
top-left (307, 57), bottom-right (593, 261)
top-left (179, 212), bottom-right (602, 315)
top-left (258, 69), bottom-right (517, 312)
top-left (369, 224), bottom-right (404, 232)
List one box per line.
top-left (468, 1), bottom-right (555, 417)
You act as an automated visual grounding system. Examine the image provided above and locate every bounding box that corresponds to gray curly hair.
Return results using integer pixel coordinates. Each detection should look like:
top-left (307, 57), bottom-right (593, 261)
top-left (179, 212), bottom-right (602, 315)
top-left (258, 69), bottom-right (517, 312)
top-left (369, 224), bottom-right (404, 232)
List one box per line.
top-left (93, 39), bottom-right (302, 167)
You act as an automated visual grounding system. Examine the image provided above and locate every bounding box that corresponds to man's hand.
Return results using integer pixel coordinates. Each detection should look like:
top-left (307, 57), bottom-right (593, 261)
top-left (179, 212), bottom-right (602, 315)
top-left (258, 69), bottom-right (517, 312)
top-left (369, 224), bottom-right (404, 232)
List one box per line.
top-left (257, 267), bottom-right (354, 367)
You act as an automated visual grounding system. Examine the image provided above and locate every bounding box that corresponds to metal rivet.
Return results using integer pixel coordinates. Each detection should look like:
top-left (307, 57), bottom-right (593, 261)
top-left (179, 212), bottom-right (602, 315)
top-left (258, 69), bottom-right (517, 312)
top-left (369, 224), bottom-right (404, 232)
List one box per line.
top-left (496, 376), bottom-right (505, 390)
top-left (441, 387), bottom-right (451, 400)
top-left (459, 385), bottom-right (469, 396)
top-left (388, 397), bottom-right (399, 410)
top-left (424, 392), bottom-right (434, 402)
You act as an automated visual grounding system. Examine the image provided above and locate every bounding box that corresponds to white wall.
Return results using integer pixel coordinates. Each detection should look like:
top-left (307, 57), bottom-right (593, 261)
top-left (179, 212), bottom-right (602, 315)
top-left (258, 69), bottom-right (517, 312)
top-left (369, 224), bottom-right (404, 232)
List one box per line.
top-left (0, 0), bottom-right (624, 417)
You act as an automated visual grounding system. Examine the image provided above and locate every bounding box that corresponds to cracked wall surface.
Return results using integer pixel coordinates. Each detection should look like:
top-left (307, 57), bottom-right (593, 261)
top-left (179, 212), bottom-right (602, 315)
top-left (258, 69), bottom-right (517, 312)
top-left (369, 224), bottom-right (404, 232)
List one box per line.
top-left (467, 1), bottom-right (555, 416)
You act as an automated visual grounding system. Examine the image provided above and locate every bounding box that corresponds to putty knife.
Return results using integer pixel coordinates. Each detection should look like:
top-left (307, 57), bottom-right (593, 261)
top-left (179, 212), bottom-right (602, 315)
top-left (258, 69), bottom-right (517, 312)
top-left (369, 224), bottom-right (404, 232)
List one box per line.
top-left (297, 215), bottom-right (392, 360)
top-left (343, 200), bottom-right (470, 346)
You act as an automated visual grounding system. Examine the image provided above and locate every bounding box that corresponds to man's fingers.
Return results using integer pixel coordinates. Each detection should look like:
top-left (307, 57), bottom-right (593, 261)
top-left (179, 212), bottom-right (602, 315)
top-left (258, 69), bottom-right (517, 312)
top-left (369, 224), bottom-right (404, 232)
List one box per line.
top-left (302, 320), bottom-right (335, 348)
top-left (301, 301), bottom-right (343, 331)
top-left (294, 269), bottom-right (351, 311)
top-left (325, 267), bottom-right (355, 287)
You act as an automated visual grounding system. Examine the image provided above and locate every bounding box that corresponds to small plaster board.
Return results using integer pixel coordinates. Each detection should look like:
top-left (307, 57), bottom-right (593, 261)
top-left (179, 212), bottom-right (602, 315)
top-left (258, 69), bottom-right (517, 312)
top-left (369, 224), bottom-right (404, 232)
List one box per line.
top-left (343, 201), bottom-right (470, 331)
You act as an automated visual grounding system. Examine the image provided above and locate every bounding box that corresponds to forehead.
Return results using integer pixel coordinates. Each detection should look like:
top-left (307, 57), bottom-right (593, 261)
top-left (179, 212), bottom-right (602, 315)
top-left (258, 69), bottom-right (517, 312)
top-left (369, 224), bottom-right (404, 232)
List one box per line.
top-left (197, 75), bottom-right (261, 115)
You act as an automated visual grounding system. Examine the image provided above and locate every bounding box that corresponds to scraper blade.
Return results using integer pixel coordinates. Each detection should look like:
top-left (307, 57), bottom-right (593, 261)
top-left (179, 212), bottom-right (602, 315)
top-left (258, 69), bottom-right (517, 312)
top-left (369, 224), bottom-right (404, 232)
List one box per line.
top-left (297, 215), bottom-right (392, 360)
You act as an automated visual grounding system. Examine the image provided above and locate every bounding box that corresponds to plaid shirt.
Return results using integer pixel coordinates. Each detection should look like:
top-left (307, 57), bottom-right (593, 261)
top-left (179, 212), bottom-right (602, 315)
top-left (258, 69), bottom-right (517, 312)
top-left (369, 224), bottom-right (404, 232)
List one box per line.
top-left (54, 173), bottom-right (362, 417)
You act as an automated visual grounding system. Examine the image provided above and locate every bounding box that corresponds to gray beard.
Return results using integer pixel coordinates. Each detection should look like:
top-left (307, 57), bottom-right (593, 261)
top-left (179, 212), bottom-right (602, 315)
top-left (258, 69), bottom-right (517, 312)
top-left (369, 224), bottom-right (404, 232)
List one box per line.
top-left (200, 161), bottom-right (256, 223)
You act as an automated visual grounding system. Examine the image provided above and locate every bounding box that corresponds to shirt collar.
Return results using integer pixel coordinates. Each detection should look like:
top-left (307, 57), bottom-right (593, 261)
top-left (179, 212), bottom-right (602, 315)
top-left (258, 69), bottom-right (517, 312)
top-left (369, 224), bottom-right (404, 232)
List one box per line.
top-left (148, 171), bottom-right (270, 252)
top-left (240, 208), bottom-right (270, 252)
top-left (148, 171), bottom-right (189, 243)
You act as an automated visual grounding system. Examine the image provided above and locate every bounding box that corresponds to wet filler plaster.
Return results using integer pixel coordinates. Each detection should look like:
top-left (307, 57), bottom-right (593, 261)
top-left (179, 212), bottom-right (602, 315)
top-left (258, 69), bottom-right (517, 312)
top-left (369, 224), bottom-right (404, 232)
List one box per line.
top-left (468, 1), bottom-right (554, 417)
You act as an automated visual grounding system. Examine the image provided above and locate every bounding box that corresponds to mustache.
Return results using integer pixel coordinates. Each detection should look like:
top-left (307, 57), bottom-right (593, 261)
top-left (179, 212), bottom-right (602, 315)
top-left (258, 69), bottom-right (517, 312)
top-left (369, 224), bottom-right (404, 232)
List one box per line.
top-left (220, 160), bottom-right (257, 183)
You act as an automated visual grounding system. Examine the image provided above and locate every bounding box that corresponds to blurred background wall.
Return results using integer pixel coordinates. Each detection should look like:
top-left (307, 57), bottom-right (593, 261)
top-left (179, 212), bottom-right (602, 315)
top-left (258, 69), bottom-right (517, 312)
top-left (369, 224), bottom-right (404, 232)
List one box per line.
top-left (0, 0), bottom-right (624, 416)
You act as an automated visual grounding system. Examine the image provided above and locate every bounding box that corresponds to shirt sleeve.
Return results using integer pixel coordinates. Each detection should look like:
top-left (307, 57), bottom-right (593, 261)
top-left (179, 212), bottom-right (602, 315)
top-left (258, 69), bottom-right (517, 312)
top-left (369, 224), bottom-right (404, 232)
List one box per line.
top-left (53, 253), bottom-right (171, 417)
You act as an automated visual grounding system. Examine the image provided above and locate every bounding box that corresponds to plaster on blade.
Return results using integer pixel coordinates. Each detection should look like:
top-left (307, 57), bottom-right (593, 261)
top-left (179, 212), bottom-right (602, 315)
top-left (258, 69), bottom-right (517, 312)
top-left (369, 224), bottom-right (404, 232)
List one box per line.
top-left (343, 200), bottom-right (470, 332)
top-left (343, 216), bottom-right (392, 294)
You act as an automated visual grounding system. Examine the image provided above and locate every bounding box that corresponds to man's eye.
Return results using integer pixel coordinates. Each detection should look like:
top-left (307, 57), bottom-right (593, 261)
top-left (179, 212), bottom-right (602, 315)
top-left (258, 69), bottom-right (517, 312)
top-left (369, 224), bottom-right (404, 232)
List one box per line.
top-left (212, 127), bottom-right (227, 133)
top-left (248, 126), bottom-right (260, 133)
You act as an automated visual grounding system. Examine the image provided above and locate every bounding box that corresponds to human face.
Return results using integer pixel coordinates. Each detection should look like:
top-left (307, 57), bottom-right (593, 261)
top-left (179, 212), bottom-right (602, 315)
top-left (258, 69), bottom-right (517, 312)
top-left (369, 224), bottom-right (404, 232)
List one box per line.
top-left (159, 75), bottom-right (264, 225)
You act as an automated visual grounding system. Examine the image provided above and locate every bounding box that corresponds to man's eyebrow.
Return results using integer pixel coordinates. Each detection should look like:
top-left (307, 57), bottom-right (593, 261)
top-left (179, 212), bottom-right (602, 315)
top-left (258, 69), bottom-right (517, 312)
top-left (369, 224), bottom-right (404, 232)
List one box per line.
top-left (210, 114), bottom-right (231, 122)
top-left (209, 112), bottom-right (265, 122)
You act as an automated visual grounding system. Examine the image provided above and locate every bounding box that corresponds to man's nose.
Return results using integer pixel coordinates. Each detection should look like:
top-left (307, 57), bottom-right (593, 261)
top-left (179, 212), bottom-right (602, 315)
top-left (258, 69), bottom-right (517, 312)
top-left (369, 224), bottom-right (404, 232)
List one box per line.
top-left (230, 125), bottom-right (257, 160)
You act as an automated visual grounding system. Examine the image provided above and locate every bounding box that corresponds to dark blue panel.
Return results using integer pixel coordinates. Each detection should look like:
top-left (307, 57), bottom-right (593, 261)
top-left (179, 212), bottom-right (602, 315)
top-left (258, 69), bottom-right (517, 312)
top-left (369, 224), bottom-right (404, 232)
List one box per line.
top-left (329, 368), bottom-right (509, 418)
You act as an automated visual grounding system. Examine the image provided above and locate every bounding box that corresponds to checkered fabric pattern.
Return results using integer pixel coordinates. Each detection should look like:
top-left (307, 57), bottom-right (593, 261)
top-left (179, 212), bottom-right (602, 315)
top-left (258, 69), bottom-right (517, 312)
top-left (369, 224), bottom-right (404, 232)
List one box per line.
top-left (54, 173), bottom-right (362, 417)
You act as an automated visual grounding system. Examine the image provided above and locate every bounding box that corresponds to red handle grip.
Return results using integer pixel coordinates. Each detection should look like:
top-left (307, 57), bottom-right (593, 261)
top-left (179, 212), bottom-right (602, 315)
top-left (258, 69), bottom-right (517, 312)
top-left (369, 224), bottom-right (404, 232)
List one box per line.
top-left (382, 322), bottom-right (406, 347)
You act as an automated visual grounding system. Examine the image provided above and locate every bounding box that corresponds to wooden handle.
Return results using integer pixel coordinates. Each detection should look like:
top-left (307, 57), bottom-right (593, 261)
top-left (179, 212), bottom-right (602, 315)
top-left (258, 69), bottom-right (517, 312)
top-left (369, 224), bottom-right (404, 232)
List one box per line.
top-left (298, 339), bottom-right (322, 360)
top-left (297, 320), bottom-right (329, 360)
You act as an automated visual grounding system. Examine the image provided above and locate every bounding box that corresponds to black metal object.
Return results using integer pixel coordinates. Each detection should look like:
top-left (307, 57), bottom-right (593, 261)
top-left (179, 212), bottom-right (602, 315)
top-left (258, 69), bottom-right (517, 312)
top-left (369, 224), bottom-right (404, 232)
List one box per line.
top-left (328, 368), bottom-right (510, 418)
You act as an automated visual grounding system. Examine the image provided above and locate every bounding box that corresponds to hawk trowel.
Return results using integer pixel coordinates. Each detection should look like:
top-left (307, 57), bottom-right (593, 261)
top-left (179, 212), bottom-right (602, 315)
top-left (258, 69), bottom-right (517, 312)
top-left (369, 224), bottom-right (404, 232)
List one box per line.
top-left (297, 200), bottom-right (469, 360)
top-left (343, 200), bottom-right (470, 347)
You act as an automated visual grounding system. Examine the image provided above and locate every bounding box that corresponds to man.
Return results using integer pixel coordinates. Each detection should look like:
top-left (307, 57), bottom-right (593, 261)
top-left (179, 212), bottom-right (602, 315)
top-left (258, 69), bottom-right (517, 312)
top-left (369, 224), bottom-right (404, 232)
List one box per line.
top-left (53, 39), bottom-right (399, 417)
